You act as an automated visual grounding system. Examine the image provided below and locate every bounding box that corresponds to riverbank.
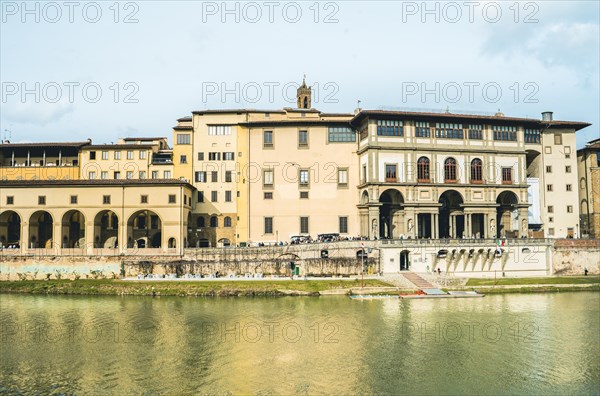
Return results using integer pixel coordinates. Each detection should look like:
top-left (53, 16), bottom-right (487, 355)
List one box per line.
top-left (0, 278), bottom-right (394, 297)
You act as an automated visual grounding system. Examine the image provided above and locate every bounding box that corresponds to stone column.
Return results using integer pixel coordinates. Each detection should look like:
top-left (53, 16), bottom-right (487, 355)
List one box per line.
top-left (368, 206), bottom-right (379, 239)
top-left (85, 220), bottom-right (95, 256)
top-left (54, 221), bottom-right (62, 255)
top-left (483, 213), bottom-right (489, 239)
top-left (465, 214), bottom-right (471, 238)
top-left (518, 208), bottom-right (529, 238)
top-left (433, 213), bottom-right (438, 239)
top-left (20, 222), bottom-right (29, 255)
top-left (414, 211), bottom-right (419, 239)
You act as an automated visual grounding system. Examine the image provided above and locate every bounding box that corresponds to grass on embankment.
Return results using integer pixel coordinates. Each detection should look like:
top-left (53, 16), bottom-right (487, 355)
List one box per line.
top-left (0, 279), bottom-right (393, 297)
top-left (466, 276), bottom-right (600, 287)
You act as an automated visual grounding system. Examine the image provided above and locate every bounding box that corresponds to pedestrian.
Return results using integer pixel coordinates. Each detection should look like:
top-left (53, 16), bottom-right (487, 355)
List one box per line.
top-left (584, 267), bottom-right (589, 276)
top-left (437, 268), bottom-right (441, 275)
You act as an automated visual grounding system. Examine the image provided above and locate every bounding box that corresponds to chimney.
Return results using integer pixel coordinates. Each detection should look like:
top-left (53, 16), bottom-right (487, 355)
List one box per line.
top-left (542, 111), bottom-right (553, 121)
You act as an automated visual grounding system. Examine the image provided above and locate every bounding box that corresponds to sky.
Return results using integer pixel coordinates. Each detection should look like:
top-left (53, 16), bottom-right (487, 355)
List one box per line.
top-left (1, 1), bottom-right (599, 148)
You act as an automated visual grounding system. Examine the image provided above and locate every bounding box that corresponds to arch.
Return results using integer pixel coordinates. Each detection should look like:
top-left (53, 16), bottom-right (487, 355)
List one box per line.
top-left (94, 210), bottom-right (119, 248)
top-left (361, 190), bottom-right (369, 204)
top-left (470, 158), bottom-right (483, 182)
top-left (444, 157), bottom-right (457, 182)
top-left (127, 210), bottom-right (162, 248)
top-left (61, 210), bottom-right (85, 248)
top-left (438, 190), bottom-right (464, 238)
top-left (0, 210), bottom-right (22, 248)
top-left (168, 237), bottom-right (176, 248)
top-left (417, 156), bottom-right (430, 181)
top-left (379, 189), bottom-right (404, 238)
top-left (218, 238), bottom-right (231, 247)
top-left (210, 216), bottom-right (218, 227)
top-left (29, 211), bottom-right (54, 248)
top-left (496, 191), bottom-right (519, 238)
top-left (525, 149), bottom-right (542, 178)
top-left (224, 216), bottom-right (232, 227)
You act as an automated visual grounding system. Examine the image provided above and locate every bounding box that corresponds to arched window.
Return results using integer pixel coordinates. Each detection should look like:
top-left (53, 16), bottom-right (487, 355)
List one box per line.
top-left (471, 158), bottom-right (482, 182)
top-left (197, 216), bottom-right (205, 227)
top-left (444, 158), bottom-right (457, 182)
top-left (224, 216), bottom-right (232, 227)
top-left (210, 216), bottom-right (218, 227)
top-left (417, 157), bottom-right (430, 181)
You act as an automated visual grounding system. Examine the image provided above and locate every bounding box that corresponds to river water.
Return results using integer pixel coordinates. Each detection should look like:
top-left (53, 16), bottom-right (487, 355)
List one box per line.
top-left (0, 292), bottom-right (598, 395)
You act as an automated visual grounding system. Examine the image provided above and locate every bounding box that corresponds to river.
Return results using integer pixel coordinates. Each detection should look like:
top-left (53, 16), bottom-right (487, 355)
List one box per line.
top-left (0, 292), bottom-right (598, 395)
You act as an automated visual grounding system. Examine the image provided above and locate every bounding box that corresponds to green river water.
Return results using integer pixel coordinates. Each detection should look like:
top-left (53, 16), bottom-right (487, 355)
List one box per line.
top-left (0, 292), bottom-right (598, 395)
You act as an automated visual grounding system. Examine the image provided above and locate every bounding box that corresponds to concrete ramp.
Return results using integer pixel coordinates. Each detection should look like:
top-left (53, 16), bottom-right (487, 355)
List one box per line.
top-left (401, 272), bottom-right (435, 289)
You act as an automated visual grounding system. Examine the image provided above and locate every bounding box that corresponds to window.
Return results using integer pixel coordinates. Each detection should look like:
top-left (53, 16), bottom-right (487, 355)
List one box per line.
top-left (545, 146), bottom-right (552, 154)
top-left (225, 191), bottom-right (232, 202)
top-left (168, 194), bottom-right (176, 204)
top-left (546, 166), bottom-right (552, 173)
top-left (114, 151), bottom-right (121, 160)
top-left (548, 228), bottom-right (555, 236)
top-left (328, 127), bottom-right (355, 142)
top-left (417, 157), bottom-right (430, 181)
top-left (114, 171), bottom-right (121, 179)
top-left (385, 164), bottom-right (397, 182)
top-left (339, 216), bottom-right (348, 234)
top-left (224, 217), bottom-right (232, 227)
top-left (298, 130), bottom-right (308, 146)
top-left (208, 126), bottom-right (232, 135)
top-left (139, 171), bottom-right (146, 179)
top-left (300, 191), bottom-right (309, 199)
top-left (223, 152), bottom-right (235, 161)
top-left (197, 216), bottom-right (205, 227)
top-left (549, 217), bottom-right (553, 223)
top-left (377, 120), bottom-right (403, 136)
top-left (338, 168), bottom-right (348, 186)
top-left (180, 155), bottom-right (187, 164)
top-left (548, 205), bottom-right (554, 213)
top-left (140, 151), bottom-right (147, 160)
top-left (195, 171), bottom-right (207, 183)
top-left (468, 124), bottom-right (483, 140)
top-left (263, 170), bottom-right (274, 186)
top-left (141, 195), bottom-right (148, 204)
top-left (88, 171), bottom-right (96, 180)
top-left (177, 134), bottom-right (191, 144)
top-left (210, 216), bottom-right (218, 227)
top-left (208, 152), bottom-right (221, 161)
top-left (359, 127), bottom-right (368, 141)
top-left (415, 121), bottom-right (430, 138)
top-left (152, 171), bottom-right (159, 179)
top-left (101, 171), bottom-right (108, 179)
top-left (565, 166), bottom-right (571, 173)
top-left (6, 196), bottom-right (14, 205)
top-left (547, 184), bottom-right (553, 192)
top-left (436, 123), bottom-right (463, 139)
top-left (89, 151), bottom-right (96, 160)
top-left (299, 169), bottom-right (309, 186)
top-left (103, 195), bottom-right (111, 204)
top-left (211, 191), bottom-right (218, 202)
top-left (198, 152), bottom-right (204, 161)
top-left (554, 134), bottom-right (562, 145)
top-left (70, 196), bottom-right (77, 204)
top-left (566, 184), bottom-right (572, 191)
top-left (127, 151), bottom-right (134, 160)
top-left (493, 125), bottom-right (517, 141)
top-left (163, 170), bottom-right (171, 179)
top-left (444, 158), bottom-right (457, 182)
top-left (470, 158), bottom-right (482, 182)
top-left (567, 205), bottom-right (573, 213)
top-left (102, 151), bottom-right (109, 160)
top-left (264, 192), bottom-right (273, 199)
top-left (525, 129), bottom-right (540, 143)
top-left (300, 217), bottom-right (309, 234)
top-left (225, 171), bottom-right (232, 182)
top-left (126, 171), bottom-right (133, 179)
top-left (362, 165), bottom-right (367, 183)
top-left (211, 171), bottom-right (218, 182)
top-left (264, 217), bottom-right (273, 234)
top-left (264, 130), bottom-right (273, 147)
top-left (502, 167), bottom-right (513, 184)
top-left (197, 191), bottom-right (204, 202)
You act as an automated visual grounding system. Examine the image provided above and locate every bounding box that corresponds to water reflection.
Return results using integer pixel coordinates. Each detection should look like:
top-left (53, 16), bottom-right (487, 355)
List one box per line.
top-left (1, 293), bottom-right (598, 395)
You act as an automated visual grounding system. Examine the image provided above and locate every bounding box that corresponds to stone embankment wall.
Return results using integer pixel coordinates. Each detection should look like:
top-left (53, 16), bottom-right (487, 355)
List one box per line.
top-left (552, 239), bottom-right (600, 275)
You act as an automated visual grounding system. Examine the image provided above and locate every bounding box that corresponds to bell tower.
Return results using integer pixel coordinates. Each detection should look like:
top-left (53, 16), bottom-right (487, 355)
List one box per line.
top-left (297, 75), bottom-right (312, 109)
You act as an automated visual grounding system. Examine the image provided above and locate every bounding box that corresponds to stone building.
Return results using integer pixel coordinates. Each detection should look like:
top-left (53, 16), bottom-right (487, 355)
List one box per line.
top-left (577, 138), bottom-right (600, 238)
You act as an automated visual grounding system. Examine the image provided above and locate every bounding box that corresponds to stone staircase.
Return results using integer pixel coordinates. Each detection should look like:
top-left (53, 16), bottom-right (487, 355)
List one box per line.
top-left (400, 272), bottom-right (436, 289)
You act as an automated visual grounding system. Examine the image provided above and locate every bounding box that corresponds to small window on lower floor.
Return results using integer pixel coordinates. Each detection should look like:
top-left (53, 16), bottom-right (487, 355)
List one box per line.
top-left (339, 216), bottom-right (348, 234)
top-left (264, 217), bottom-right (273, 234)
top-left (567, 205), bottom-right (573, 213)
top-left (38, 196), bottom-right (46, 205)
top-left (70, 196), bottom-right (78, 204)
top-left (548, 228), bottom-right (555, 236)
top-left (300, 191), bottom-right (309, 199)
top-left (103, 195), bottom-right (111, 204)
top-left (6, 196), bottom-right (14, 205)
top-left (264, 192), bottom-right (273, 199)
top-left (141, 195), bottom-right (148, 204)
top-left (168, 194), bottom-right (176, 204)
top-left (300, 217), bottom-right (309, 234)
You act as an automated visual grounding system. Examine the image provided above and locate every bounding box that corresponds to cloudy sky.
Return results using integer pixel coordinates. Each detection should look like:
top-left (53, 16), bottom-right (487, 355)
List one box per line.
top-left (1, 1), bottom-right (598, 147)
